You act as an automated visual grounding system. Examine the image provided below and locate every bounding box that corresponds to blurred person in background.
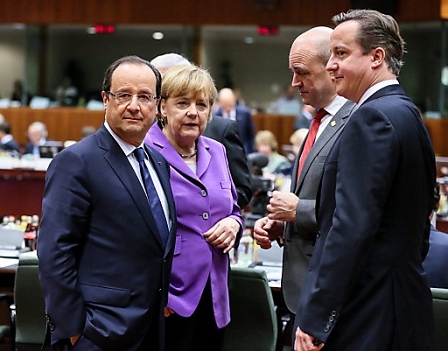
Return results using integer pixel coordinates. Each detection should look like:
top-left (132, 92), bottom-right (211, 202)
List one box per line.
top-left (145, 64), bottom-right (243, 351)
top-left (255, 130), bottom-right (289, 175)
top-left (80, 125), bottom-right (97, 139)
top-left (275, 84), bottom-right (303, 115)
top-left (23, 121), bottom-right (49, 156)
top-left (294, 104), bottom-right (315, 130)
top-left (275, 128), bottom-right (309, 177)
top-left (214, 87), bottom-right (256, 154)
top-left (0, 121), bottom-right (21, 154)
top-left (55, 76), bottom-right (78, 106)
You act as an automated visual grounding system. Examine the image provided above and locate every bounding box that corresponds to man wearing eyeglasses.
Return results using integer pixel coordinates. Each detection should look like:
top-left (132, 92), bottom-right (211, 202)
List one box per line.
top-left (38, 55), bottom-right (177, 351)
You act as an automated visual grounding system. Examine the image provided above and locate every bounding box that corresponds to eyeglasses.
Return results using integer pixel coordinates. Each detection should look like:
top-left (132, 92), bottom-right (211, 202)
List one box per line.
top-left (107, 91), bottom-right (158, 105)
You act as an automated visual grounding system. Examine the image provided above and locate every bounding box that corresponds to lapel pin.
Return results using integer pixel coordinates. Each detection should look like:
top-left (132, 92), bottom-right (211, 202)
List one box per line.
top-left (331, 121), bottom-right (336, 127)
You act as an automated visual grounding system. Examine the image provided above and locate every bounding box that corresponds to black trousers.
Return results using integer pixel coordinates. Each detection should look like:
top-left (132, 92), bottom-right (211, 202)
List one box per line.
top-left (165, 280), bottom-right (225, 351)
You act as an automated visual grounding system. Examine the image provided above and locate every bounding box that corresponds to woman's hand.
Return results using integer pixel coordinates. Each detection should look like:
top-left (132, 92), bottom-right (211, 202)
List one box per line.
top-left (203, 217), bottom-right (240, 254)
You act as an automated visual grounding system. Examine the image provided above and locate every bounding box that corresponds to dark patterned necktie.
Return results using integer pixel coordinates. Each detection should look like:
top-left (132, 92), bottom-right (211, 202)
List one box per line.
top-left (134, 147), bottom-right (169, 246)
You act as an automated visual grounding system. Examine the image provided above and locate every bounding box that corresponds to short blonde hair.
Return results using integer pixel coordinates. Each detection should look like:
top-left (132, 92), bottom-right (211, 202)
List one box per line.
top-left (289, 128), bottom-right (309, 147)
top-left (255, 130), bottom-right (279, 152)
top-left (157, 65), bottom-right (217, 126)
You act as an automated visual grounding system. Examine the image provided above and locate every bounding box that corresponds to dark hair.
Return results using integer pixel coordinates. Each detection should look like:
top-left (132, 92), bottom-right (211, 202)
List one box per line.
top-left (332, 9), bottom-right (406, 76)
top-left (102, 55), bottom-right (162, 97)
top-left (0, 122), bottom-right (11, 134)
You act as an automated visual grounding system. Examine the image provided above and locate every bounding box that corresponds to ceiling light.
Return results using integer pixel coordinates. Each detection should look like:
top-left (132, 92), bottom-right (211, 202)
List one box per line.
top-left (244, 37), bottom-right (254, 44)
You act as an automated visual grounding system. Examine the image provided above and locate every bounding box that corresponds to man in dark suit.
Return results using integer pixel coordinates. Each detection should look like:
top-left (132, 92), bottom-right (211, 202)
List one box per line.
top-left (38, 55), bottom-right (177, 351)
top-left (147, 53), bottom-right (252, 209)
top-left (214, 87), bottom-right (256, 154)
top-left (294, 10), bottom-right (435, 351)
top-left (203, 116), bottom-right (252, 209)
top-left (0, 121), bottom-right (20, 154)
top-left (253, 26), bottom-right (355, 320)
top-left (423, 184), bottom-right (448, 288)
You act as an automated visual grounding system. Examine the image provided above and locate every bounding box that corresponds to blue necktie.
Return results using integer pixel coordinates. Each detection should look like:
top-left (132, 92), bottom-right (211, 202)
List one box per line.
top-left (134, 147), bottom-right (169, 246)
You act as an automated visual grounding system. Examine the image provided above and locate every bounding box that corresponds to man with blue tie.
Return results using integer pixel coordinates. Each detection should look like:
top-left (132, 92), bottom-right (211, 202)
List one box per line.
top-left (38, 55), bottom-right (177, 351)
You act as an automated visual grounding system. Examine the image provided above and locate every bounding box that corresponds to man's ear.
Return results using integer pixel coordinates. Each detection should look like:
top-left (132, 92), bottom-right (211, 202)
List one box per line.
top-left (371, 47), bottom-right (385, 69)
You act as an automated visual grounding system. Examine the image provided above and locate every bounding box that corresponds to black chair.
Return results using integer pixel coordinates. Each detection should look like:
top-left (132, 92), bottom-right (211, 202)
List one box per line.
top-left (0, 294), bottom-right (14, 351)
top-left (14, 251), bottom-right (47, 350)
top-left (431, 287), bottom-right (448, 351)
top-left (222, 267), bottom-right (278, 351)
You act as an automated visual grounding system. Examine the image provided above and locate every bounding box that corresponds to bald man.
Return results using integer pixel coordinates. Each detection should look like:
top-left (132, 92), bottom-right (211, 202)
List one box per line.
top-left (214, 88), bottom-right (256, 154)
top-left (253, 27), bottom-right (355, 343)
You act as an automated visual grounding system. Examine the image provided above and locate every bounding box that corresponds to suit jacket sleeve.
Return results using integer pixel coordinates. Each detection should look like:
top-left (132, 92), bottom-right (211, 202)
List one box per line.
top-left (38, 149), bottom-right (90, 339)
top-left (221, 120), bottom-right (252, 209)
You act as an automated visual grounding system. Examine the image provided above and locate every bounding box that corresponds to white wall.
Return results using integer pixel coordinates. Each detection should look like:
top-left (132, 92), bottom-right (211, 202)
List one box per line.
top-left (0, 27), bottom-right (26, 100)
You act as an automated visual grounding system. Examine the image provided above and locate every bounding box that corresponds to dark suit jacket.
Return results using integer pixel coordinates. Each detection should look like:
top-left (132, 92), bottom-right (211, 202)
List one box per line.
top-left (38, 125), bottom-right (176, 351)
top-left (0, 138), bottom-right (20, 153)
top-left (294, 112), bottom-right (312, 130)
top-left (295, 85), bottom-right (435, 350)
top-left (423, 224), bottom-right (448, 288)
top-left (281, 100), bottom-right (355, 313)
top-left (215, 105), bottom-right (256, 154)
top-left (23, 138), bottom-right (53, 155)
top-left (203, 116), bottom-right (252, 209)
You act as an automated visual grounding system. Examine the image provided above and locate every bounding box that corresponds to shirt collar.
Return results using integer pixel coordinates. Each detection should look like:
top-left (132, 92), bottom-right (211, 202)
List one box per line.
top-left (358, 79), bottom-right (399, 106)
top-left (321, 95), bottom-right (348, 117)
top-left (104, 121), bottom-right (145, 157)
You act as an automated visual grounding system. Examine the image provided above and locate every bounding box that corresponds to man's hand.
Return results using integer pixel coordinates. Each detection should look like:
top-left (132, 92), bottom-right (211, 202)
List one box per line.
top-left (294, 327), bottom-right (325, 351)
top-left (267, 190), bottom-right (299, 222)
top-left (253, 217), bottom-right (284, 249)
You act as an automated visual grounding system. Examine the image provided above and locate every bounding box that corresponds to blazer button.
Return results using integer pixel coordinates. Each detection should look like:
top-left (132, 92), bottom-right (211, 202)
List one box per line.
top-left (331, 310), bottom-right (337, 317)
top-left (201, 189), bottom-right (207, 197)
top-left (324, 326), bottom-right (330, 332)
top-left (202, 213), bottom-right (209, 220)
top-left (316, 231), bottom-right (321, 238)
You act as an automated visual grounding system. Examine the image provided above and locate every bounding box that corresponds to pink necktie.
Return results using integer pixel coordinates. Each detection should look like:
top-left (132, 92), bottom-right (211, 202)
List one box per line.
top-left (297, 109), bottom-right (327, 179)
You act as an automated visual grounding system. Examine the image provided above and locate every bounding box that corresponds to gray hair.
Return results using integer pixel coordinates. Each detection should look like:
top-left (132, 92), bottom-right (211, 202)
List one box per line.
top-left (150, 53), bottom-right (191, 71)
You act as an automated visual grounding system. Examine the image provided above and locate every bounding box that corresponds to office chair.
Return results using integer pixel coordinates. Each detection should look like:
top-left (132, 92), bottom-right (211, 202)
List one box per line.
top-left (431, 287), bottom-right (448, 351)
top-left (14, 251), bottom-right (47, 350)
top-left (222, 267), bottom-right (278, 351)
top-left (0, 294), bottom-right (14, 351)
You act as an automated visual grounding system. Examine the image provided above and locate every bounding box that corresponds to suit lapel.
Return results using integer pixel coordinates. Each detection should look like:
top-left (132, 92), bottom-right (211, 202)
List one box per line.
top-left (149, 123), bottom-right (206, 186)
top-left (294, 101), bottom-right (356, 191)
top-left (97, 126), bottom-right (165, 249)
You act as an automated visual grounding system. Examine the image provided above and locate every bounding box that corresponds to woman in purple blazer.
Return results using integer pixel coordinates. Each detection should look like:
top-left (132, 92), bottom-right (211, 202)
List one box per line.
top-left (145, 64), bottom-right (243, 351)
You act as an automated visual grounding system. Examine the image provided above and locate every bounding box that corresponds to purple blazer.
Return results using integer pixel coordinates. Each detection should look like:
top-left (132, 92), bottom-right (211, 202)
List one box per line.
top-left (145, 123), bottom-right (242, 328)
